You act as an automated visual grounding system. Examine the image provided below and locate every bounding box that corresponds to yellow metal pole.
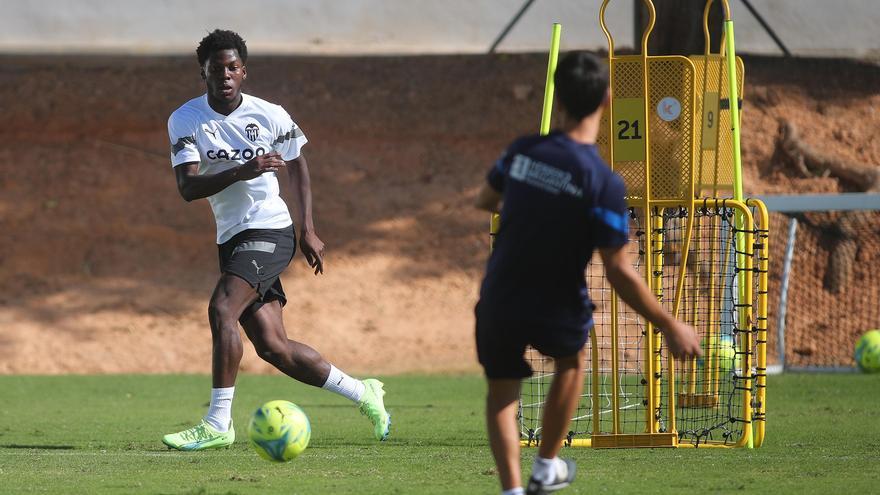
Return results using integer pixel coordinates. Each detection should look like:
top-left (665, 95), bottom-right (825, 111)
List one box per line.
top-left (489, 213), bottom-right (501, 250)
top-left (591, 328), bottom-right (601, 437)
top-left (740, 205), bottom-right (755, 448)
top-left (747, 199), bottom-right (769, 448)
top-left (651, 209), bottom-right (664, 433)
top-left (610, 292), bottom-right (620, 434)
top-left (638, 0), bottom-right (657, 435)
top-left (688, 222), bottom-right (699, 396)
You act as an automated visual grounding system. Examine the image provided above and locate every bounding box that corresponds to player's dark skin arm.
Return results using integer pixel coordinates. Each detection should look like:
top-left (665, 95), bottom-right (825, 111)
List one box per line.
top-left (174, 152), bottom-right (287, 202)
top-left (284, 153), bottom-right (325, 274)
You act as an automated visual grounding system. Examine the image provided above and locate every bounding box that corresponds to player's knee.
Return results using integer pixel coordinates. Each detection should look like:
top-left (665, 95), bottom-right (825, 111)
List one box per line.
top-left (208, 297), bottom-right (239, 328)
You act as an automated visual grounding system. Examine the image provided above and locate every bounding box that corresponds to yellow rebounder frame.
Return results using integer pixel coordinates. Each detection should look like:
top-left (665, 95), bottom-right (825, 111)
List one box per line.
top-left (591, 0), bottom-right (698, 448)
top-left (507, 1), bottom-right (766, 449)
top-left (681, 0), bottom-right (746, 414)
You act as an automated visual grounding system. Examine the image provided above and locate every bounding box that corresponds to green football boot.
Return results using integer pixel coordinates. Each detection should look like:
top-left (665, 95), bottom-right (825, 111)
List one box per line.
top-left (358, 379), bottom-right (391, 441)
top-left (162, 420), bottom-right (235, 451)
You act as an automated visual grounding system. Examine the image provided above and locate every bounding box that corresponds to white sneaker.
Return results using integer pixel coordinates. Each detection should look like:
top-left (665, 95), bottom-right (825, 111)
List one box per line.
top-left (525, 458), bottom-right (577, 495)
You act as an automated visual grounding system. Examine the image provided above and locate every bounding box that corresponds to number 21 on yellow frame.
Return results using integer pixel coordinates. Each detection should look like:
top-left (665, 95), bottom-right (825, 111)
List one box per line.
top-left (612, 97), bottom-right (646, 162)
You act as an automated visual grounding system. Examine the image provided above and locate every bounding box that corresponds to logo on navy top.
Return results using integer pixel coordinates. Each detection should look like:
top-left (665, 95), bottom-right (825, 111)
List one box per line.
top-left (245, 123), bottom-right (260, 142)
top-left (510, 154), bottom-right (583, 198)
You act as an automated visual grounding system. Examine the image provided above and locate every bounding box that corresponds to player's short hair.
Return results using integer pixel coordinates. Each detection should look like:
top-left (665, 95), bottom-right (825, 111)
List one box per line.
top-left (196, 29), bottom-right (248, 67)
top-left (554, 51), bottom-right (609, 121)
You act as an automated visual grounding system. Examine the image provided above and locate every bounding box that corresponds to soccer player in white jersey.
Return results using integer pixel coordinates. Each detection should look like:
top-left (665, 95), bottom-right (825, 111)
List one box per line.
top-left (162, 29), bottom-right (390, 450)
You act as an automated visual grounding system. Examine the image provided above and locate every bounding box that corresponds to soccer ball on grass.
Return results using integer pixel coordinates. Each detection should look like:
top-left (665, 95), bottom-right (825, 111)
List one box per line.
top-left (854, 330), bottom-right (880, 373)
top-left (248, 400), bottom-right (311, 462)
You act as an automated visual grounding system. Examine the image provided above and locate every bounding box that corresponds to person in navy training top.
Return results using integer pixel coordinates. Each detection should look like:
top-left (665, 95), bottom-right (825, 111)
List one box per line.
top-left (474, 51), bottom-right (702, 495)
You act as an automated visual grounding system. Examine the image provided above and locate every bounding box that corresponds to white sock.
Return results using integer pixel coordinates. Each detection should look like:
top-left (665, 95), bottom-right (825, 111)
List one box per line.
top-left (531, 455), bottom-right (559, 483)
top-left (501, 488), bottom-right (524, 495)
top-left (204, 387), bottom-right (234, 432)
top-left (321, 365), bottom-right (365, 403)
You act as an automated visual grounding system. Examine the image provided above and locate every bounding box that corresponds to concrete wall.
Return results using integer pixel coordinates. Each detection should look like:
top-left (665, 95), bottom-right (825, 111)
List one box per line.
top-left (729, 0), bottom-right (880, 58)
top-left (1, 0), bottom-right (878, 58)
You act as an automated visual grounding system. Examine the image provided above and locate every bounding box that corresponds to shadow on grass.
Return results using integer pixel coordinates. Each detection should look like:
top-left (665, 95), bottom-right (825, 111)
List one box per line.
top-left (1, 444), bottom-right (76, 450)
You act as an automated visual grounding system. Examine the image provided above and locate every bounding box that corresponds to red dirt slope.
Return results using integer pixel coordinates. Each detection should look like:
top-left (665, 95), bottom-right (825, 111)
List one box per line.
top-left (0, 54), bottom-right (877, 374)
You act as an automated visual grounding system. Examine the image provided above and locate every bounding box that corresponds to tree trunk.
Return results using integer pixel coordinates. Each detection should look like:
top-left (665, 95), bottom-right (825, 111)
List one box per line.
top-left (635, 0), bottom-right (724, 56)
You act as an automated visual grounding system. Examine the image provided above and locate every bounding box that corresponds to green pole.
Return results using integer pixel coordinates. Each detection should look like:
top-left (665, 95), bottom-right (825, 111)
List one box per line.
top-left (724, 20), bottom-right (743, 201)
top-left (724, 18), bottom-right (754, 450)
top-left (540, 23), bottom-right (563, 135)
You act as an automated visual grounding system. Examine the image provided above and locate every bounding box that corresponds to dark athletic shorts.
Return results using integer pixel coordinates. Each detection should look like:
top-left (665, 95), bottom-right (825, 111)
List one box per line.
top-left (475, 302), bottom-right (591, 379)
top-left (218, 225), bottom-right (296, 321)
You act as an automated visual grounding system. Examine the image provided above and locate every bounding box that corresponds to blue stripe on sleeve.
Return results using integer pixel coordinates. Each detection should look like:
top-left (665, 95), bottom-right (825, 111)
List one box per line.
top-left (591, 207), bottom-right (629, 236)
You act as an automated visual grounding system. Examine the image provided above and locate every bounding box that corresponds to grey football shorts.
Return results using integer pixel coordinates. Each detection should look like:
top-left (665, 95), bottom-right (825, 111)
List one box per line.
top-left (217, 225), bottom-right (295, 321)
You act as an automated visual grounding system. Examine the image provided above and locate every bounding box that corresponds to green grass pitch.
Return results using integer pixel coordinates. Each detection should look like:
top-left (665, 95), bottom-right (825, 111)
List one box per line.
top-left (0, 373), bottom-right (878, 494)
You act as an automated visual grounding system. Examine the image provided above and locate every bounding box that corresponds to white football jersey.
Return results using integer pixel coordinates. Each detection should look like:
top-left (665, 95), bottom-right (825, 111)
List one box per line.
top-left (167, 93), bottom-right (308, 244)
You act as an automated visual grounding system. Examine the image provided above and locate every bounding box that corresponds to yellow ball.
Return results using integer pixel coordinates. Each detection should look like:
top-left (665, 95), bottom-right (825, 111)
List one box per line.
top-left (855, 330), bottom-right (880, 373)
top-left (698, 335), bottom-right (741, 375)
top-left (247, 400), bottom-right (311, 462)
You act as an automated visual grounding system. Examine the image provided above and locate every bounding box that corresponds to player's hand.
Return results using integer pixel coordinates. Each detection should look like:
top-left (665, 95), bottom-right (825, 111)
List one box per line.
top-left (663, 321), bottom-right (703, 359)
top-left (300, 230), bottom-right (325, 275)
top-left (238, 152), bottom-right (286, 180)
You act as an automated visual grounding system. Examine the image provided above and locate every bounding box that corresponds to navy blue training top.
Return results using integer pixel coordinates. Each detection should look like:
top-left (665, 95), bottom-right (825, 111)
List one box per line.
top-left (478, 131), bottom-right (629, 330)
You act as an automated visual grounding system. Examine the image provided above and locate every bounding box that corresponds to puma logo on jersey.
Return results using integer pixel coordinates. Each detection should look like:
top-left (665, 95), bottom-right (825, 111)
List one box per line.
top-left (206, 147), bottom-right (267, 161)
top-left (202, 124), bottom-right (219, 138)
top-left (252, 260), bottom-right (264, 275)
